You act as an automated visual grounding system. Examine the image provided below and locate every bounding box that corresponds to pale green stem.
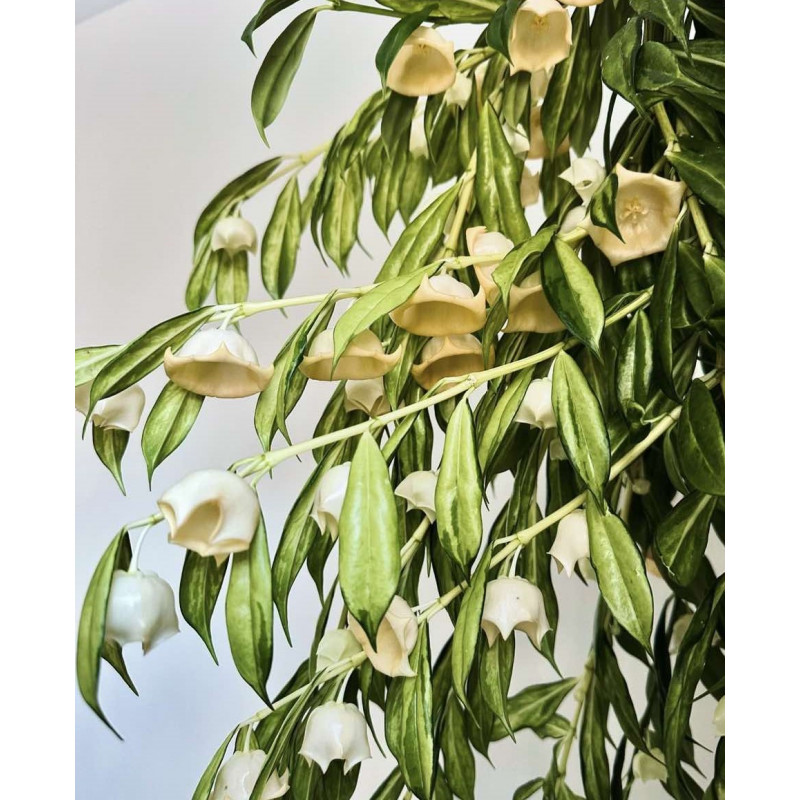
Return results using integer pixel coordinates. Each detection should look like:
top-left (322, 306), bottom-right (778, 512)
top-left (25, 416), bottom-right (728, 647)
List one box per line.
top-left (400, 518), bottom-right (432, 568)
top-left (558, 227), bottom-right (589, 248)
top-left (443, 153), bottom-right (477, 256)
top-left (556, 653), bottom-right (595, 782)
top-left (128, 522), bottom-right (156, 573)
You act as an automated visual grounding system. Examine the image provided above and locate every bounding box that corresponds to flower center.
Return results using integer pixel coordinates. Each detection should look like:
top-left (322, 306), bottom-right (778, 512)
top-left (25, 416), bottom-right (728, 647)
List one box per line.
top-left (533, 15), bottom-right (549, 30)
top-left (621, 196), bottom-right (649, 226)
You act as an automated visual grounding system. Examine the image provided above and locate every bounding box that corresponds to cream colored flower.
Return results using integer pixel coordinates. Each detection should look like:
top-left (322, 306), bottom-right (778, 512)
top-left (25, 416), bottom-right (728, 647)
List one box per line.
top-left (713, 696), bottom-right (725, 736)
top-left (632, 748), bottom-right (668, 783)
top-left (509, 0), bottom-right (573, 75)
top-left (466, 226), bottom-right (515, 305)
top-left (514, 378), bottom-right (556, 429)
top-left (210, 751), bottom-right (289, 800)
top-left (344, 378), bottom-right (390, 417)
top-left (315, 629), bottom-right (362, 671)
top-left (409, 113), bottom-right (428, 158)
top-left (481, 576), bottom-right (550, 648)
top-left (444, 70), bottom-right (472, 108)
top-left (164, 327), bottom-right (274, 399)
top-left (311, 462), bottom-right (351, 540)
top-left (211, 217), bottom-right (258, 255)
top-left (529, 68), bottom-right (551, 104)
top-left (158, 469), bottom-right (260, 564)
top-left (411, 334), bottom-right (493, 391)
top-left (348, 595), bottom-right (418, 677)
top-left (503, 122), bottom-right (530, 158)
top-left (529, 105), bottom-right (570, 159)
top-left (386, 27), bottom-right (456, 97)
top-left (562, 0), bottom-right (604, 6)
top-left (520, 165), bottom-right (541, 207)
top-left (395, 470), bottom-right (438, 521)
top-left (549, 509), bottom-right (591, 578)
top-left (560, 157), bottom-right (606, 204)
top-left (389, 274), bottom-right (486, 336)
top-left (506, 272), bottom-right (565, 333)
top-left (583, 166), bottom-right (686, 266)
top-left (75, 382), bottom-right (145, 432)
top-left (560, 206), bottom-right (589, 236)
top-left (105, 570), bottom-right (179, 654)
top-left (299, 702), bottom-right (371, 774)
top-left (300, 330), bottom-right (402, 382)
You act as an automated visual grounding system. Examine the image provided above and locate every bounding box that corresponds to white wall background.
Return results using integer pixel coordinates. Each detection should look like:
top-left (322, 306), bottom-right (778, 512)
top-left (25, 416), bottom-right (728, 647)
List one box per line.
top-left (76, 1), bottom-right (721, 797)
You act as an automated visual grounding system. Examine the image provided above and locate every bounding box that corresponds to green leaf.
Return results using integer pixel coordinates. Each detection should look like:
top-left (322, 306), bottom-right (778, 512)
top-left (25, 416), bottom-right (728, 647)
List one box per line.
top-left (677, 379), bottom-right (725, 496)
top-left (667, 135), bottom-right (725, 215)
top-left (339, 432), bottom-right (401, 643)
top-left (600, 18), bottom-right (646, 116)
top-left (180, 551), bottom-right (228, 663)
top-left (541, 239), bottom-right (605, 356)
top-left (441, 696), bottom-right (476, 800)
top-left (370, 768), bottom-right (405, 800)
top-left (480, 635), bottom-right (515, 738)
top-left (261, 176), bottom-right (302, 299)
top-left (655, 491), bottom-right (716, 586)
top-left (579, 678), bottom-right (610, 800)
top-left (587, 498), bottom-right (654, 650)
top-left (321, 161), bottom-right (363, 273)
top-left (435, 398), bottom-right (484, 572)
top-left (75, 344), bottom-right (122, 386)
top-left (588, 173), bottom-right (623, 241)
top-left (76, 529), bottom-right (129, 736)
top-left (385, 625), bottom-right (435, 800)
top-left (141, 381), bottom-right (204, 485)
top-left (491, 678), bottom-right (578, 741)
top-left (214, 250), bottom-right (249, 305)
top-left (92, 425), bottom-right (129, 494)
top-left (631, 0), bottom-right (689, 53)
top-left (615, 310), bottom-right (653, 426)
top-left (485, 0), bottom-right (524, 61)
top-left (491, 225), bottom-right (557, 309)
top-left (101, 640), bottom-right (138, 696)
top-left (477, 367), bottom-right (533, 472)
top-left (513, 779), bottom-right (544, 800)
top-left (225, 515), bottom-right (273, 703)
top-left (651, 222), bottom-right (680, 398)
top-left (191, 728), bottom-right (236, 800)
top-left (241, 0), bottom-right (302, 54)
top-left (251, 7), bottom-right (322, 143)
top-left (552, 352), bottom-right (610, 504)
top-left (687, 0), bottom-right (724, 36)
top-left (375, 6), bottom-right (436, 87)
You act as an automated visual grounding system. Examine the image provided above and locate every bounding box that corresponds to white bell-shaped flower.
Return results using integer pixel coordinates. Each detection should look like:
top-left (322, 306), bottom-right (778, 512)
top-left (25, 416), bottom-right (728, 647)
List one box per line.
top-left (348, 595), bottom-right (418, 677)
top-left (503, 122), bottom-right (530, 158)
top-left (549, 509), bottom-right (591, 578)
top-left (299, 702), bottom-right (371, 774)
top-left (559, 205), bottom-right (589, 235)
top-left (411, 334), bottom-right (493, 391)
top-left (210, 751), bottom-right (289, 800)
top-left (409, 113), bottom-right (428, 158)
top-left (165, 327), bottom-right (274, 399)
top-left (529, 105), bottom-right (570, 159)
top-left (506, 271), bottom-right (565, 333)
top-left (105, 569), bottom-right (179, 654)
top-left (520, 165), bottom-right (541, 207)
top-left (510, 0), bottom-right (573, 75)
top-left (713, 696), bottom-right (725, 736)
top-left (211, 217), bottom-right (258, 255)
top-left (310, 462), bottom-right (351, 540)
top-left (315, 629), bottom-right (362, 672)
top-left (344, 378), bottom-right (390, 417)
top-left (394, 470), bottom-right (438, 521)
top-left (632, 748), bottom-right (668, 783)
top-left (563, 0), bottom-right (604, 6)
top-left (386, 27), bottom-right (456, 97)
top-left (559, 157), bottom-right (606, 204)
top-left (75, 382), bottom-right (145, 432)
top-left (444, 70), bottom-right (472, 108)
top-left (481, 576), bottom-right (551, 648)
top-left (466, 226), bottom-right (515, 305)
top-left (158, 469), bottom-right (261, 564)
top-left (300, 330), bottom-right (402, 382)
top-left (514, 378), bottom-right (556, 429)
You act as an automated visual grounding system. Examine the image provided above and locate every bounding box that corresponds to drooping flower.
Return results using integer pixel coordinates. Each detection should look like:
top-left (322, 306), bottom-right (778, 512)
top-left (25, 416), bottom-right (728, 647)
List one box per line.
top-left (713, 696), bottom-right (725, 736)
top-left (158, 469), bottom-right (261, 564)
top-left (409, 113), bottom-right (428, 159)
top-left (559, 205), bottom-right (589, 235)
top-left (529, 68), bottom-right (551, 104)
top-left (411, 334), bottom-right (493, 391)
top-left (211, 217), bottom-right (258, 255)
top-left (632, 748), bottom-right (668, 783)
top-left (559, 157), bottom-right (606, 204)
top-left (514, 378), bottom-right (556, 429)
top-left (509, 0), bottom-right (573, 75)
top-left (75, 382), bottom-right (145, 432)
top-left (210, 751), bottom-right (289, 800)
top-left (105, 570), bottom-right (179, 654)
top-left (549, 509), bottom-right (591, 578)
top-left (506, 272), bottom-right (565, 333)
top-left (481, 576), bottom-right (551, 648)
top-left (395, 470), bottom-right (438, 521)
top-left (348, 595), bottom-right (418, 677)
top-left (300, 330), bottom-right (402, 382)
top-left (344, 378), bottom-right (390, 417)
top-left (164, 327), bottom-right (274, 399)
top-left (386, 27), bottom-right (456, 97)
top-left (299, 702), bottom-right (371, 774)
top-left (310, 462), bottom-right (351, 540)
top-left (528, 105), bottom-right (570, 159)
top-left (466, 226), bottom-right (515, 305)
top-left (520, 165), bottom-right (541, 207)
top-left (444, 70), bottom-right (472, 108)
top-left (315, 629), bottom-right (363, 672)
top-left (583, 165), bottom-right (686, 266)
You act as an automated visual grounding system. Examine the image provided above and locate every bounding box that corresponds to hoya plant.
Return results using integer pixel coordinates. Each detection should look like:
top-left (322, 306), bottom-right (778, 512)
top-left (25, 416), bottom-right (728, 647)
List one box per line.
top-left (76, 0), bottom-right (724, 798)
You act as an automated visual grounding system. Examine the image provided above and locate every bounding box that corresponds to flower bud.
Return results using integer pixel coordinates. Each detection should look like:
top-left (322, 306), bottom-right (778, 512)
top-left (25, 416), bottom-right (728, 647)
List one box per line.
top-left (559, 157), bottom-right (606, 204)
top-left (514, 378), bottom-right (556, 429)
top-left (386, 27), bottom-right (456, 97)
top-left (506, 271), bottom-right (565, 333)
top-left (75, 382), bottom-right (145, 432)
top-left (210, 751), bottom-right (289, 800)
top-left (549, 509), bottom-right (591, 578)
top-left (348, 595), bottom-right (418, 677)
top-left (481, 576), bottom-right (550, 648)
top-left (583, 166), bottom-right (686, 266)
top-left (632, 748), bottom-right (668, 783)
top-left (394, 470), bottom-right (438, 521)
top-left (389, 274), bottom-right (486, 337)
top-left (444, 70), bottom-right (472, 108)
top-left (158, 469), bottom-right (260, 564)
top-left (466, 226), bottom-right (515, 305)
top-left (631, 478), bottom-right (651, 495)
top-left (344, 378), bottom-right (390, 417)
top-left (164, 328), bottom-right (274, 399)
top-left (528, 105), bottom-right (570, 159)
top-left (299, 702), bottom-right (371, 774)
top-left (559, 205), bottom-right (589, 235)
top-left (520, 165), bottom-right (541, 207)
top-left (510, 0), bottom-right (573, 75)
top-left (211, 217), bottom-right (258, 255)
top-left (311, 462), bottom-right (351, 540)
top-left (409, 113), bottom-right (428, 159)
top-left (300, 330), bottom-right (402, 382)
top-left (713, 696), bottom-right (725, 736)
top-left (315, 629), bottom-right (362, 671)
top-left (411, 334), bottom-right (493, 391)
top-left (105, 569), bottom-right (179, 654)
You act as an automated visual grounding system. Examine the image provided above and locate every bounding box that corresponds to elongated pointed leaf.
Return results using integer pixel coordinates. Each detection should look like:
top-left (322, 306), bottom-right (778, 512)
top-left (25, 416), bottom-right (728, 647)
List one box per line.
top-left (579, 677), bottom-right (610, 800)
top-left (615, 310), bottom-right (653, 426)
top-left (441, 696), bottom-right (476, 800)
top-left (180, 551), bottom-right (228, 663)
top-left (588, 173), bottom-right (622, 240)
top-left (667, 135), bottom-right (725, 214)
top-left (486, 0), bottom-right (524, 61)
top-left (651, 223), bottom-right (680, 398)
top-left (491, 678), bottom-right (578, 741)
top-left (600, 18), bottom-right (646, 116)
top-left (631, 0), bottom-right (689, 53)
top-left (655, 491), bottom-right (715, 586)
top-left (491, 225), bottom-right (557, 309)
top-left (214, 250), bottom-right (249, 305)
top-left (261, 176), bottom-right (302, 299)
top-left (101, 640), bottom-right (138, 696)
top-left (191, 728), bottom-right (236, 800)
top-left (480, 635), bottom-right (515, 738)
top-left (241, 0), bottom-right (302, 54)
top-left (92, 425), bottom-right (129, 494)
top-left (75, 345), bottom-right (122, 386)
top-left (676, 379), bottom-right (725, 496)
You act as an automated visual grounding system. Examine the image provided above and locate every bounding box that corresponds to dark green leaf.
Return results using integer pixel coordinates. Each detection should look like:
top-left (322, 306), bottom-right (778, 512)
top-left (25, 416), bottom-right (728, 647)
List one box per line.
top-left (491, 678), bottom-right (578, 741)
top-left (180, 551), bottom-right (228, 663)
top-left (241, 0), bottom-right (302, 54)
top-left (92, 425), bottom-right (129, 494)
top-left (588, 173), bottom-right (623, 241)
top-left (631, 0), bottom-right (689, 53)
top-left (513, 779), bottom-right (544, 800)
top-left (579, 678), bottom-right (610, 800)
top-left (667, 136), bottom-right (725, 215)
top-left (600, 18), bottom-right (646, 116)
top-left (321, 161), bottom-right (363, 273)
top-left (477, 367), bottom-right (533, 472)
top-left (480, 635), bottom-right (515, 738)
top-left (261, 176), bottom-right (302, 298)
top-left (655, 491), bottom-right (715, 586)
top-left (615, 310), bottom-right (653, 426)
top-left (651, 222), bottom-right (680, 398)
top-left (441, 696), bottom-right (476, 800)
top-left (101, 640), bottom-right (138, 696)
top-left (370, 768), bottom-right (405, 800)
top-left (491, 225), bottom-right (557, 309)
top-left (676, 379), bottom-right (724, 496)
top-left (485, 0), bottom-right (524, 61)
